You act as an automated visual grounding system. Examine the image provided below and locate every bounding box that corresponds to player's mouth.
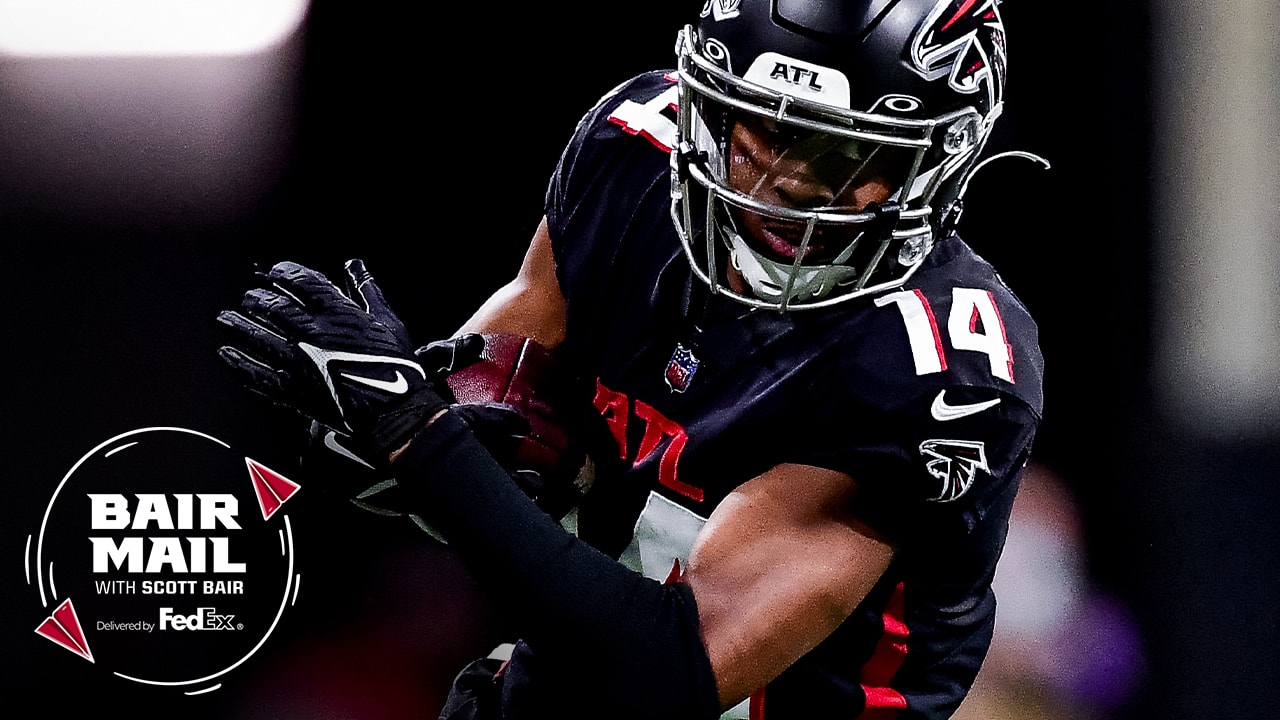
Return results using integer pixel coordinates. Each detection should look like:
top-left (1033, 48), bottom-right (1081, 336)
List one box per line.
top-left (758, 223), bottom-right (838, 263)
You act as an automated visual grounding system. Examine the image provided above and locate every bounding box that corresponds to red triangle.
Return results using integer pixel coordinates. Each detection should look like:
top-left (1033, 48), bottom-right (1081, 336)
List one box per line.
top-left (35, 598), bottom-right (94, 662)
top-left (663, 558), bottom-right (684, 585)
top-left (245, 457), bottom-right (300, 521)
top-left (253, 473), bottom-right (282, 520)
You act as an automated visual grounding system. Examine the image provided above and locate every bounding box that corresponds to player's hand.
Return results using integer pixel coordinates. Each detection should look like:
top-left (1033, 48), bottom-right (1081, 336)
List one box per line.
top-left (298, 333), bottom-right (492, 472)
top-left (342, 257), bottom-right (413, 349)
top-left (305, 402), bottom-right (536, 516)
top-left (215, 259), bottom-right (446, 464)
top-left (415, 334), bottom-right (487, 381)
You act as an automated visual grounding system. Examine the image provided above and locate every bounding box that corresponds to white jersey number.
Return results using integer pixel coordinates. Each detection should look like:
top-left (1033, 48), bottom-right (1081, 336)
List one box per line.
top-left (606, 84), bottom-right (679, 153)
top-left (875, 287), bottom-right (1015, 382)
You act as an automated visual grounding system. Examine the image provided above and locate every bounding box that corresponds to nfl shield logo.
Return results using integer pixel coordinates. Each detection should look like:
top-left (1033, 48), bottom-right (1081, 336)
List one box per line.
top-left (664, 343), bottom-right (700, 393)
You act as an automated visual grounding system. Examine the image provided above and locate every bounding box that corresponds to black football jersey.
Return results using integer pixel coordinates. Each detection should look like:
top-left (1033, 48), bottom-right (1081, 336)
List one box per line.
top-left (540, 71), bottom-right (1044, 720)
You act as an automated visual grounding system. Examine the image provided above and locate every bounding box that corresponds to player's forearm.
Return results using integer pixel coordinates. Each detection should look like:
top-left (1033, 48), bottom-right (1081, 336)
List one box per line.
top-left (392, 410), bottom-right (721, 719)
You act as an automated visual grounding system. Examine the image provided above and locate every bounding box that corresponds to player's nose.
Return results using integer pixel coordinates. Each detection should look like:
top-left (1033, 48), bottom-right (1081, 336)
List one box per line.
top-left (771, 173), bottom-right (837, 209)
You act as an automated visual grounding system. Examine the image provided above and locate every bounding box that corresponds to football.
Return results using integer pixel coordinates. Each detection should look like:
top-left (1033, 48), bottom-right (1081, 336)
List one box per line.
top-left (444, 332), bottom-right (591, 519)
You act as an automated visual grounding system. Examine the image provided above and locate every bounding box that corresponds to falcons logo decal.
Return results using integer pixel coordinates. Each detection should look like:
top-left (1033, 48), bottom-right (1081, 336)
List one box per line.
top-left (700, 0), bottom-right (741, 22)
top-left (908, 0), bottom-right (1007, 110)
top-left (919, 438), bottom-right (989, 502)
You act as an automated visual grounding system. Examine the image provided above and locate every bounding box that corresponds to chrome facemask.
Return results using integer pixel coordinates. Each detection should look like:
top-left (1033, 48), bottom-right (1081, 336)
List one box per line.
top-left (668, 25), bottom-right (993, 311)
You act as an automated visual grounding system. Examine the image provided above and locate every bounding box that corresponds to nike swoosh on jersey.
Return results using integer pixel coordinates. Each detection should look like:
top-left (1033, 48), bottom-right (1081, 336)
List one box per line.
top-left (930, 390), bottom-right (1001, 421)
top-left (341, 370), bottom-right (408, 394)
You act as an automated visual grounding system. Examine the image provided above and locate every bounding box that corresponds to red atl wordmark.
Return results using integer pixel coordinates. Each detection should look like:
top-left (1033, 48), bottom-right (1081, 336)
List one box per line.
top-left (593, 379), bottom-right (702, 502)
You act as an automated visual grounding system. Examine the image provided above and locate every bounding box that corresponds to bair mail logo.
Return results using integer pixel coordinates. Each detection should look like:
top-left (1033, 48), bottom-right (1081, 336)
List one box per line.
top-left (24, 426), bottom-right (302, 695)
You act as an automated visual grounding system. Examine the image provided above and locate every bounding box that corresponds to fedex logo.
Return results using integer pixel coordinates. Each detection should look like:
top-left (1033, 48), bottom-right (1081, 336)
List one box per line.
top-left (159, 607), bottom-right (238, 631)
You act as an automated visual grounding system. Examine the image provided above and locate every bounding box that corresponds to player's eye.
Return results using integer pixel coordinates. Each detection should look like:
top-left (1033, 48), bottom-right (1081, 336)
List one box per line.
top-left (758, 117), bottom-right (808, 146)
top-left (736, 113), bottom-right (809, 149)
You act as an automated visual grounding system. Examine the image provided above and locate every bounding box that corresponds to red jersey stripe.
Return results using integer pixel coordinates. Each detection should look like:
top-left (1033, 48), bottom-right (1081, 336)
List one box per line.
top-left (749, 687), bottom-right (766, 720)
top-left (857, 582), bottom-right (910, 717)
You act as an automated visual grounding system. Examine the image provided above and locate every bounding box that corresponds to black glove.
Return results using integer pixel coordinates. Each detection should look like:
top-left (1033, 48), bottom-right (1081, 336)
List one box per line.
top-left (304, 401), bottom-right (545, 511)
top-left (216, 259), bottom-right (445, 465)
top-left (415, 334), bottom-right (487, 380)
top-left (445, 403), bottom-right (582, 517)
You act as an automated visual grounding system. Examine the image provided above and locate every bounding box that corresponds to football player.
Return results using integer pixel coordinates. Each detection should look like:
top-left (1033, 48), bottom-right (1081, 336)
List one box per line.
top-left (216, 1), bottom-right (1046, 718)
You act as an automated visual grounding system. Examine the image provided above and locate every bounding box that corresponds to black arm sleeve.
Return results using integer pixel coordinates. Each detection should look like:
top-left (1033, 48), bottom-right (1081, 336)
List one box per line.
top-left (392, 410), bottom-right (721, 720)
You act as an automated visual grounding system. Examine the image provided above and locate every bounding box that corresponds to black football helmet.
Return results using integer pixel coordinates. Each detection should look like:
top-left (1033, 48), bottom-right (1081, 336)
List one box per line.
top-left (671, 0), bottom-right (1015, 310)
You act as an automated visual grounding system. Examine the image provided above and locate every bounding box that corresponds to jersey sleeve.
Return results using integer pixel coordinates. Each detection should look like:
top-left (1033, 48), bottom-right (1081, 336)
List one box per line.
top-left (835, 389), bottom-right (1039, 542)
top-left (793, 268), bottom-right (1044, 542)
top-left (542, 71), bottom-right (679, 295)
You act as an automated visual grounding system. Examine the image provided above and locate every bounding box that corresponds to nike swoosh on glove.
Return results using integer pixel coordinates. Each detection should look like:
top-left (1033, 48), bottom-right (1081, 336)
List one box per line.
top-left (215, 259), bottom-right (447, 465)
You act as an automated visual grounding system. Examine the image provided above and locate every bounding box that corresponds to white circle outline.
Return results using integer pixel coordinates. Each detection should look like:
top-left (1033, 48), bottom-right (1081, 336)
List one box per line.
top-left (34, 426), bottom-right (298, 688)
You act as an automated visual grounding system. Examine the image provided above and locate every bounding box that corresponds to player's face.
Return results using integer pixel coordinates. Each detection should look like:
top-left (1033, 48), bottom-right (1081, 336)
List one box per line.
top-left (726, 114), bottom-right (906, 264)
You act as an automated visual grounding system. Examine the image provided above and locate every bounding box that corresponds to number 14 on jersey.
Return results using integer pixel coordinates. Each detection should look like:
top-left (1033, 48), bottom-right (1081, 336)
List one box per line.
top-left (875, 287), bottom-right (1016, 383)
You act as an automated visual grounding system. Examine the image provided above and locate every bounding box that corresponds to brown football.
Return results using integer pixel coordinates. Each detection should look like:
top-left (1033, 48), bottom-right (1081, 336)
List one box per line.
top-left (444, 333), bottom-right (589, 517)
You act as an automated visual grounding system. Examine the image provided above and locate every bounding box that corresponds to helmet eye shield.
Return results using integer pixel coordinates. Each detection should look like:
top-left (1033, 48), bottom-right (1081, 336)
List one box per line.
top-left (680, 44), bottom-right (937, 221)
top-left (724, 112), bottom-right (918, 215)
top-left (692, 87), bottom-right (927, 274)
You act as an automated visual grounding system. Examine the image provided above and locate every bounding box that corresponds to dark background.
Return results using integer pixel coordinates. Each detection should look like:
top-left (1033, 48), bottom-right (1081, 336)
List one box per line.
top-left (4, 2), bottom-right (1274, 718)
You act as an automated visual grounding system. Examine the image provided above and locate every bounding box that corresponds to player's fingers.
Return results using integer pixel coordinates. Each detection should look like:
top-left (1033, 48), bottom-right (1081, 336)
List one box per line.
top-left (452, 402), bottom-right (529, 466)
top-left (451, 333), bottom-right (486, 369)
top-left (344, 258), bottom-right (412, 346)
top-left (415, 333), bottom-right (486, 374)
top-left (215, 309), bottom-right (295, 366)
top-left (265, 260), bottom-right (355, 312)
top-left (342, 258), bottom-right (374, 309)
top-left (237, 285), bottom-right (306, 323)
top-left (454, 401), bottom-right (532, 438)
top-left (215, 345), bottom-right (289, 397)
top-left (510, 469), bottom-right (546, 502)
top-left (236, 284), bottom-right (336, 340)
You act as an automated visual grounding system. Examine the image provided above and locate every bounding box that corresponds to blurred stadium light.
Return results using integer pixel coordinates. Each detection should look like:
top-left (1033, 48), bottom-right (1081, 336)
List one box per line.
top-left (1152, 0), bottom-right (1280, 439)
top-left (1140, 3), bottom-right (1280, 718)
top-left (0, 0), bottom-right (309, 57)
top-left (0, 2), bottom-right (309, 233)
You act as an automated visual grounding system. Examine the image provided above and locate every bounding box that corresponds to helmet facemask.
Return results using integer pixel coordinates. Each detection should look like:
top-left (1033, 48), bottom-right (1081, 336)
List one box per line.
top-left (670, 24), bottom-right (992, 312)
